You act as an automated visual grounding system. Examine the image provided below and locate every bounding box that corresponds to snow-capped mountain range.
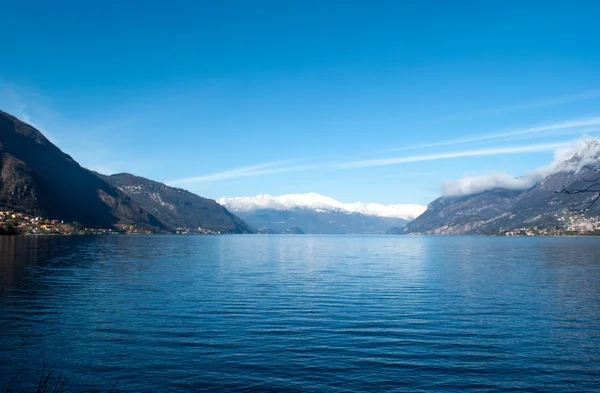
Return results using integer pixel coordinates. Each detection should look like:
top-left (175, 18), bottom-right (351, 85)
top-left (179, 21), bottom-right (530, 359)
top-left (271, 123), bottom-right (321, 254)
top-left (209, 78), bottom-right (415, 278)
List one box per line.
top-left (218, 193), bottom-right (426, 220)
top-left (217, 193), bottom-right (426, 234)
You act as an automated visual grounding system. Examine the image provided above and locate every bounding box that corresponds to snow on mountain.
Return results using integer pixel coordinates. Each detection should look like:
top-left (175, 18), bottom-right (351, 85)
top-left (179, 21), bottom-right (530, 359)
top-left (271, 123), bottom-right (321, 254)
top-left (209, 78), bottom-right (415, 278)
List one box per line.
top-left (442, 137), bottom-right (600, 196)
top-left (218, 193), bottom-right (426, 220)
top-left (550, 138), bottom-right (600, 173)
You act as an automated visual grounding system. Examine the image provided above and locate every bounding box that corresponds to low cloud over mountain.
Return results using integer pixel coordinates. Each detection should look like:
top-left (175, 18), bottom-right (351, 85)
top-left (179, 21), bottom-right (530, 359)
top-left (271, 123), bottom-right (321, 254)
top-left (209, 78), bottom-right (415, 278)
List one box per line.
top-left (442, 138), bottom-right (600, 196)
top-left (406, 138), bottom-right (600, 235)
top-left (219, 193), bottom-right (425, 220)
top-left (219, 193), bottom-right (426, 234)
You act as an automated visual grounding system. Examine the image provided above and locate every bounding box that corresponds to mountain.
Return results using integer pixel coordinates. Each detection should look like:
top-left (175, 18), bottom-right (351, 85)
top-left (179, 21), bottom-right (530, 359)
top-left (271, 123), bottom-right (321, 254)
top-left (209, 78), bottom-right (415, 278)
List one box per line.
top-left (98, 173), bottom-right (254, 234)
top-left (405, 141), bottom-right (600, 235)
top-left (255, 226), bottom-right (304, 234)
top-left (404, 188), bottom-right (526, 235)
top-left (385, 227), bottom-right (405, 235)
top-left (0, 110), bottom-right (163, 229)
top-left (219, 193), bottom-right (426, 234)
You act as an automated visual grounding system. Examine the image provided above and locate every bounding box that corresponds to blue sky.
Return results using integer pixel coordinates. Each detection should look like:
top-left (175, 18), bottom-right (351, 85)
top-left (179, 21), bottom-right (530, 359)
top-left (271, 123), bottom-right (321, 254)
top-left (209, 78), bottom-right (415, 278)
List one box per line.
top-left (1, 1), bottom-right (599, 204)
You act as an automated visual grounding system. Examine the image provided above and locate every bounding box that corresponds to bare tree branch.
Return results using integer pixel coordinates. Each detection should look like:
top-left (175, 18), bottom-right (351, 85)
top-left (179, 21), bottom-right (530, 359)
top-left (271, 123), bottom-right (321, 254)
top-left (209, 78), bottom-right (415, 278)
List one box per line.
top-left (556, 164), bottom-right (600, 211)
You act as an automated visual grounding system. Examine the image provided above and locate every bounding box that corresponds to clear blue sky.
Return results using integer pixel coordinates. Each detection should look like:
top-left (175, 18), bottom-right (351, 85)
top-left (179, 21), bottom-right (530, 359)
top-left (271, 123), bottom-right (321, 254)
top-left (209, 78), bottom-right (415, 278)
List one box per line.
top-left (1, 1), bottom-right (599, 204)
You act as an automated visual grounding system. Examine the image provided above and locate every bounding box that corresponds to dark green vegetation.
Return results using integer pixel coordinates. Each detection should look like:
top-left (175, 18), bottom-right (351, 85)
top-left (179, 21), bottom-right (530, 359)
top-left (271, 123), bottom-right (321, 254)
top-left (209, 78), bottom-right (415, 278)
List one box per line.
top-left (0, 222), bottom-right (18, 235)
top-left (0, 111), bottom-right (252, 234)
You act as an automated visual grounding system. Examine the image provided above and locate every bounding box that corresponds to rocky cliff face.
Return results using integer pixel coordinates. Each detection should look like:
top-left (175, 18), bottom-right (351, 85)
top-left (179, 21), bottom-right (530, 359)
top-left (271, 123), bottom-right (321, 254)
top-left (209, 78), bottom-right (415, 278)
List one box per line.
top-left (99, 173), bottom-right (254, 234)
top-left (0, 111), bottom-right (163, 229)
top-left (405, 168), bottom-right (600, 235)
top-left (405, 189), bottom-right (523, 235)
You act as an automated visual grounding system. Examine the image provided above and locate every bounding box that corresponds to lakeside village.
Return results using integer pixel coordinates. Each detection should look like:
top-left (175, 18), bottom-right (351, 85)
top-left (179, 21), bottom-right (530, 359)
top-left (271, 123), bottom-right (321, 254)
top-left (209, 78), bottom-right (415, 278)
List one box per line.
top-left (0, 210), bottom-right (138, 235)
top-left (0, 209), bottom-right (220, 236)
top-left (500, 213), bottom-right (600, 236)
top-left (1, 208), bottom-right (599, 236)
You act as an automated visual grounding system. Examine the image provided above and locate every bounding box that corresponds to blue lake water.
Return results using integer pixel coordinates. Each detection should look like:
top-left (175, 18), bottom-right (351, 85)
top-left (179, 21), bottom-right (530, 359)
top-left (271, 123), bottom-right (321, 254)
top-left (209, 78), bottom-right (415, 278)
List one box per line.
top-left (1, 235), bottom-right (599, 392)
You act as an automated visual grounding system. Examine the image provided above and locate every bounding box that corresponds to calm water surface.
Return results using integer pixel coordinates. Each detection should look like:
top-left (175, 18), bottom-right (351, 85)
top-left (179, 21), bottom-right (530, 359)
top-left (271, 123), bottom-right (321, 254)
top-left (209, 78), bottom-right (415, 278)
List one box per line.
top-left (1, 235), bottom-right (599, 392)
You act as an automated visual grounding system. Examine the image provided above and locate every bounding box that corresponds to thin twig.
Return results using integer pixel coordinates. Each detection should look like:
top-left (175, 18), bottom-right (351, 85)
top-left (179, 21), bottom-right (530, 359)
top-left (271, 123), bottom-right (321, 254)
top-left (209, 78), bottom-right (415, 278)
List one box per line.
top-left (108, 380), bottom-right (119, 393)
top-left (36, 363), bottom-right (47, 393)
top-left (51, 373), bottom-right (63, 393)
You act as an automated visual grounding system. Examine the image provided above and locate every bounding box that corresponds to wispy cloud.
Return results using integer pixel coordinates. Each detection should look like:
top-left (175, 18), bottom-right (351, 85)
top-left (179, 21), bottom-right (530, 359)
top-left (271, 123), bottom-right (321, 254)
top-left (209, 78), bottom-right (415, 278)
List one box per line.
top-left (171, 142), bottom-right (568, 184)
top-left (379, 118), bottom-right (600, 154)
top-left (340, 142), bottom-right (565, 169)
top-left (442, 137), bottom-right (600, 196)
top-left (167, 161), bottom-right (310, 185)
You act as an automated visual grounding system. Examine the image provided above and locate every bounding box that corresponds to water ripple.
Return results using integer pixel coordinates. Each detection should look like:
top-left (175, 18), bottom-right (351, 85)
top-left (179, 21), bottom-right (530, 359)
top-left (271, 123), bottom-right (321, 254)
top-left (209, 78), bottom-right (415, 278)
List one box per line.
top-left (1, 235), bottom-right (600, 392)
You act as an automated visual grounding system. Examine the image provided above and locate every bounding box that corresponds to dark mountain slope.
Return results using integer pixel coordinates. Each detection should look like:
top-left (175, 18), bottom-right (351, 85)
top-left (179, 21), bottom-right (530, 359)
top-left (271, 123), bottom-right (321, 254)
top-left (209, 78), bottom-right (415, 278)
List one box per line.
top-left (99, 173), bottom-right (254, 234)
top-left (404, 189), bottom-right (522, 234)
top-left (0, 110), bottom-right (163, 229)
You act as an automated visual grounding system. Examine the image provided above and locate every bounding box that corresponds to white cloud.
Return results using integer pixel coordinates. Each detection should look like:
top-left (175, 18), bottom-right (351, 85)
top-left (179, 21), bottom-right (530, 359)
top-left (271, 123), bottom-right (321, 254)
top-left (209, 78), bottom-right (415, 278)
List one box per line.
top-left (167, 142), bottom-right (565, 185)
top-left (441, 137), bottom-right (600, 196)
top-left (441, 172), bottom-right (542, 196)
top-left (219, 192), bottom-right (426, 220)
top-left (340, 142), bottom-right (564, 169)
top-left (167, 161), bottom-right (308, 185)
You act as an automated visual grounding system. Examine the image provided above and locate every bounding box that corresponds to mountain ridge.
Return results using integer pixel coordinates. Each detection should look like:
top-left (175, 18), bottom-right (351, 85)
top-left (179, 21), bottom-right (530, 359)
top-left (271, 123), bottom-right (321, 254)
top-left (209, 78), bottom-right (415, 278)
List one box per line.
top-left (0, 110), bottom-right (252, 233)
top-left (99, 172), bottom-right (254, 234)
top-left (219, 193), bottom-right (422, 234)
top-left (219, 192), bottom-right (425, 220)
top-left (405, 142), bottom-right (600, 235)
top-left (0, 110), bottom-right (164, 229)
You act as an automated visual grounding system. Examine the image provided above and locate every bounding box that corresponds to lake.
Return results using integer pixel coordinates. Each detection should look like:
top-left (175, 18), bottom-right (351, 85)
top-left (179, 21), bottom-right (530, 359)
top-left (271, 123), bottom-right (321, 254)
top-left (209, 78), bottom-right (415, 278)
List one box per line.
top-left (1, 235), bottom-right (599, 392)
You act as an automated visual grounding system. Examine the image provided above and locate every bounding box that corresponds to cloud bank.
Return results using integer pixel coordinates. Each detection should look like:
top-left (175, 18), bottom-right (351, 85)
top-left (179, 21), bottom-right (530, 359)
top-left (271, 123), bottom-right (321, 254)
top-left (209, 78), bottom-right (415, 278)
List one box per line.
top-left (219, 192), bottom-right (426, 220)
top-left (441, 137), bottom-right (600, 196)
